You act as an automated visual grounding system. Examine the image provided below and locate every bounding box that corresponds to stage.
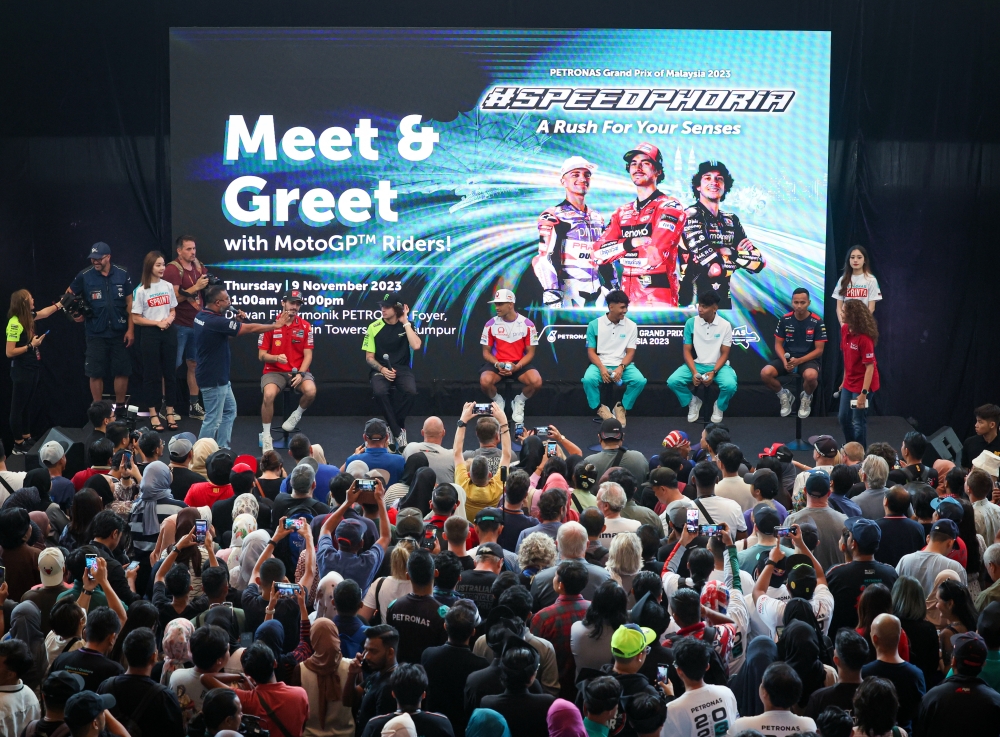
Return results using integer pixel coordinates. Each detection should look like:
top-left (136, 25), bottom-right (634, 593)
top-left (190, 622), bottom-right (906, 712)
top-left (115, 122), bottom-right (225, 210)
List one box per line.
top-left (32, 412), bottom-right (914, 472)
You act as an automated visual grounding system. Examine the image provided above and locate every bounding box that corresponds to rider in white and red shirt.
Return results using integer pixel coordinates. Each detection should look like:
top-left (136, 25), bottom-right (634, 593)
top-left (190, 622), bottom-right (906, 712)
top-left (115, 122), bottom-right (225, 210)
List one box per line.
top-left (479, 289), bottom-right (541, 426)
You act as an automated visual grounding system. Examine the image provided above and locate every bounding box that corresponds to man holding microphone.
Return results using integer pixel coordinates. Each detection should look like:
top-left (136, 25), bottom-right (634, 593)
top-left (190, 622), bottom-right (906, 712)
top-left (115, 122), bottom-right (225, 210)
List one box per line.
top-left (193, 285), bottom-right (290, 449)
top-left (581, 289), bottom-right (646, 425)
top-left (258, 290), bottom-right (317, 452)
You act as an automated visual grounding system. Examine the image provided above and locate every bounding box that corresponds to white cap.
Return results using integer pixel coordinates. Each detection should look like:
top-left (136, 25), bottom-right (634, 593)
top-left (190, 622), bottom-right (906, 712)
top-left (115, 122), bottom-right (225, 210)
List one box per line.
top-left (381, 713), bottom-right (417, 737)
top-left (560, 155), bottom-right (597, 177)
top-left (489, 289), bottom-right (516, 304)
top-left (346, 460), bottom-right (370, 477)
top-left (38, 547), bottom-right (66, 587)
top-left (39, 440), bottom-right (66, 467)
top-left (973, 451), bottom-right (1000, 478)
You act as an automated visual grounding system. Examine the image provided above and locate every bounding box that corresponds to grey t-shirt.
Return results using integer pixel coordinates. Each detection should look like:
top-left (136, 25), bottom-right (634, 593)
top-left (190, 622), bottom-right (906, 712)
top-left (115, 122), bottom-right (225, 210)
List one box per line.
top-left (895, 550), bottom-right (968, 597)
top-left (785, 506), bottom-right (849, 572)
top-left (583, 447), bottom-right (650, 483)
top-left (463, 446), bottom-right (503, 475)
top-left (853, 487), bottom-right (889, 519)
top-left (403, 442), bottom-right (456, 484)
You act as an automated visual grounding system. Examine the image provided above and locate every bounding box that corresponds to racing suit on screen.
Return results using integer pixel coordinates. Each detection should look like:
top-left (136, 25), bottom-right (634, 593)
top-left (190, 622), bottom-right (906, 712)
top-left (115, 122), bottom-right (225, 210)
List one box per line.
top-left (592, 190), bottom-right (687, 306)
top-left (677, 202), bottom-right (765, 309)
top-left (532, 201), bottom-right (607, 308)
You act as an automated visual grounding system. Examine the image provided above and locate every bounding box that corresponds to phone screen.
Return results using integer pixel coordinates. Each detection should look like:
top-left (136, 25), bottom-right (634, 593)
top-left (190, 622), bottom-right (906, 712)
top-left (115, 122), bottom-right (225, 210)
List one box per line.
top-left (126, 561), bottom-right (140, 571)
top-left (686, 509), bottom-right (699, 531)
top-left (275, 583), bottom-right (299, 598)
top-left (85, 554), bottom-right (98, 579)
top-left (284, 518), bottom-right (304, 530)
top-left (356, 479), bottom-right (377, 491)
top-left (699, 524), bottom-right (723, 536)
top-left (534, 427), bottom-right (549, 435)
top-left (473, 403), bottom-right (492, 415)
top-left (775, 527), bottom-right (793, 537)
top-left (546, 441), bottom-right (558, 456)
top-left (195, 519), bottom-right (208, 542)
top-left (0, 565), bottom-right (6, 586)
top-left (657, 664), bottom-right (670, 683)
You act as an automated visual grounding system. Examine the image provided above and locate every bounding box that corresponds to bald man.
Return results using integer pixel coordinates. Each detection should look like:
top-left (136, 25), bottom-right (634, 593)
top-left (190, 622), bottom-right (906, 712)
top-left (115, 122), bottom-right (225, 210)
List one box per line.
top-left (861, 613), bottom-right (926, 731)
top-left (403, 416), bottom-right (456, 483)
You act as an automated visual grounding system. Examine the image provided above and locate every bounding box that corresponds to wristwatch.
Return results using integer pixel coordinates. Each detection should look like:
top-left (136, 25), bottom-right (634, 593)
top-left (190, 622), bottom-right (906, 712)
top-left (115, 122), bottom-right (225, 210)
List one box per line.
top-left (456, 420), bottom-right (467, 428)
top-left (763, 559), bottom-right (777, 567)
top-left (167, 544), bottom-right (178, 555)
top-left (860, 389), bottom-right (869, 396)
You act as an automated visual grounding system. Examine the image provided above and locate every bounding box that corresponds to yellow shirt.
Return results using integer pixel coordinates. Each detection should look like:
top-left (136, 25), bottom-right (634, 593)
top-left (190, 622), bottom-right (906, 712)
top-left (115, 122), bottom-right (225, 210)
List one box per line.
top-left (455, 462), bottom-right (504, 520)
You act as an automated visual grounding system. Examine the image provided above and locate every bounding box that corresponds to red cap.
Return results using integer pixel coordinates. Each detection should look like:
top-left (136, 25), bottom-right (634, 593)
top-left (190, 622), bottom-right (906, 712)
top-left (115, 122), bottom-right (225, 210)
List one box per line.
top-left (235, 454), bottom-right (258, 470)
top-left (232, 463), bottom-right (254, 474)
top-left (623, 142), bottom-right (662, 165)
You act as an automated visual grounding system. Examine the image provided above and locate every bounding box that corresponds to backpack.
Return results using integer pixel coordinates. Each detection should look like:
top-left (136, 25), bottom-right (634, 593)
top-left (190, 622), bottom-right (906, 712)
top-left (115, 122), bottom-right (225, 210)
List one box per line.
top-left (663, 629), bottom-right (730, 686)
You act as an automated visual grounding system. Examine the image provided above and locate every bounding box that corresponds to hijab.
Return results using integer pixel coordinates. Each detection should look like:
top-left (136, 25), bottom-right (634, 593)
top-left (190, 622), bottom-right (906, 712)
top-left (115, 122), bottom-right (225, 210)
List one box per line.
top-left (398, 467), bottom-right (437, 513)
top-left (230, 513), bottom-right (258, 548)
top-left (3, 486), bottom-right (43, 513)
top-left (9, 600), bottom-right (46, 688)
top-left (777, 619), bottom-right (827, 705)
top-left (133, 461), bottom-right (174, 536)
top-left (255, 619), bottom-right (286, 656)
top-left (161, 618), bottom-right (195, 684)
top-left (518, 436), bottom-right (545, 476)
top-left (314, 571), bottom-right (345, 620)
top-left (190, 438), bottom-right (219, 478)
top-left (206, 606), bottom-right (241, 652)
top-left (23, 468), bottom-right (51, 506)
top-left (546, 699), bottom-right (587, 737)
top-left (782, 598), bottom-right (832, 665)
top-left (232, 493), bottom-right (259, 520)
top-left (926, 569), bottom-right (962, 627)
top-left (303, 618), bottom-right (343, 722)
top-left (85, 474), bottom-right (115, 507)
top-left (29, 511), bottom-right (52, 545)
top-left (467, 709), bottom-right (512, 737)
top-left (729, 635), bottom-right (777, 717)
top-left (398, 452), bottom-right (429, 487)
top-left (234, 529), bottom-right (270, 591)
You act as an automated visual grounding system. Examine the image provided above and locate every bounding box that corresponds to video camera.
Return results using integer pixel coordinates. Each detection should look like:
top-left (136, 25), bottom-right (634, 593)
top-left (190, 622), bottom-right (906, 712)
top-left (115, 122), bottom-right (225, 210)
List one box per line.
top-left (58, 292), bottom-right (93, 320)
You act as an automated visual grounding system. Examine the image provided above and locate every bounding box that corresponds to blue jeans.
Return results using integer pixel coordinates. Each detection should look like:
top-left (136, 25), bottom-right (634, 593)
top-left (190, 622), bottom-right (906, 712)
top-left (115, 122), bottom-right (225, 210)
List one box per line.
top-left (838, 389), bottom-right (869, 449)
top-left (175, 325), bottom-right (198, 367)
top-left (200, 382), bottom-right (237, 449)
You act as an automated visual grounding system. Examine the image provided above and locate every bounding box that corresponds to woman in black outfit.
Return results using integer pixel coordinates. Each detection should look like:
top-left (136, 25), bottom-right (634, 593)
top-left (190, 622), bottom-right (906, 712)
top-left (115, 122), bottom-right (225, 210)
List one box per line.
top-left (892, 575), bottom-right (941, 687)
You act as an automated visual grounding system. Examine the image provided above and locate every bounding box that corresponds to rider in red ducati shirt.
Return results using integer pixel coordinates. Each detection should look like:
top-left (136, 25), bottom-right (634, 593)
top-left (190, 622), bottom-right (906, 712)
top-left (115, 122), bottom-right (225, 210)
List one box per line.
top-left (593, 142), bottom-right (687, 306)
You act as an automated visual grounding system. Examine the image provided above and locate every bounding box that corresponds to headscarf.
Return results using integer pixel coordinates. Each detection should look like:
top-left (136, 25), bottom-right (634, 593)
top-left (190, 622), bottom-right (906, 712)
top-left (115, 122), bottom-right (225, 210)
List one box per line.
top-left (303, 618), bottom-right (343, 722)
top-left (398, 452), bottom-right (429, 487)
top-left (23, 468), bottom-right (52, 506)
top-left (9, 600), bottom-right (46, 688)
top-left (174, 508), bottom-right (204, 577)
top-left (398, 467), bottom-right (437, 513)
top-left (777, 620), bottom-right (827, 705)
top-left (190, 438), bottom-right (219, 478)
top-left (133, 461), bottom-right (174, 536)
top-left (232, 493), bottom-right (259, 520)
top-left (926, 569), bottom-right (962, 627)
top-left (729, 635), bottom-right (777, 717)
top-left (255, 620), bottom-right (286, 656)
top-left (85, 474), bottom-right (115, 507)
top-left (161, 618), bottom-right (195, 684)
top-left (206, 606), bottom-right (241, 652)
top-left (467, 708), bottom-right (512, 737)
top-left (547, 699), bottom-right (587, 737)
top-left (3, 486), bottom-right (44, 513)
top-left (933, 459), bottom-right (956, 485)
top-left (233, 529), bottom-right (271, 591)
top-left (518, 436), bottom-right (545, 476)
top-left (29, 511), bottom-right (51, 544)
top-left (231, 513), bottom-right (258, 548)
top-left (782, 598), bottom-right (832, 665)
top-left (314, 571), bottom-right (345, 620)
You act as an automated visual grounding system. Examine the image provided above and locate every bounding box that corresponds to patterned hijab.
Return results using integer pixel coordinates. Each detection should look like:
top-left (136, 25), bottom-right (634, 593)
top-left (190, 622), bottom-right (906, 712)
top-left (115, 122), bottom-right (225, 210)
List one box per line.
top-left (232, 493), bottom-right (259, 520)
top-left (160, 618), bottom-right (195, 684)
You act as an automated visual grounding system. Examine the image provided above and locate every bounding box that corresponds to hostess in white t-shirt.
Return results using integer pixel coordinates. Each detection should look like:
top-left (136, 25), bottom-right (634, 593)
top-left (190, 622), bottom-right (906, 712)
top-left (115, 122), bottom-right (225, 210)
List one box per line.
top-left (831, 273), bottom-right (882, 306)
top-left (132, 281), bottom-right (178, 322)
top-left (661, 683), bottom-right (740, 737)
top-left (728, 711), bottom-right (816, 736)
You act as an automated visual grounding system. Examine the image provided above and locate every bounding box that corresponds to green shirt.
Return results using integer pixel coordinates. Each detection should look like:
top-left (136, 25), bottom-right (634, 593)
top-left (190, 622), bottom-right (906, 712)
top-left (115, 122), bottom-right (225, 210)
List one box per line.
top-left (948, 649), bottom-right (1000, 692)
top-left (738, 544), bottom-right (775, 575)
top-left (584, 717), bottom-right (609, 737)
top-left (56, 581), bottom-right (110, 612)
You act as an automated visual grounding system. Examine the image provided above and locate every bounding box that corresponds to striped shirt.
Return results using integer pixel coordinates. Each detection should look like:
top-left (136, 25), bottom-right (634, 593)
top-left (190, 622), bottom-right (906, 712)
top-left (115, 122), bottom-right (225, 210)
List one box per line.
top-left (129, 497), bottom-right (188, 552)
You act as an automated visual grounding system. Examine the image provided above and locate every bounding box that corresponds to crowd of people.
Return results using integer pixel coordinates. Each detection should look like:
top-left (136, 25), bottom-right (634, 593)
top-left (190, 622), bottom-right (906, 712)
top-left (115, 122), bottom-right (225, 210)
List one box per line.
top-left (0, 396), bottom-right (993, 737)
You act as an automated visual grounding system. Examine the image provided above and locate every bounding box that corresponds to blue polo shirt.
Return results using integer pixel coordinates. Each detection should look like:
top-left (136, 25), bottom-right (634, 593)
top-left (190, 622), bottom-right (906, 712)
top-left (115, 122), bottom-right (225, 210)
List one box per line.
top-left (69, 265), bottom-right (134, 337)
top-left (317, 534), bottom-right (384, 594)
top-left (279, 463), bottom-right (341, 499)
top-left (193, 309), bottom-right (241, 387)
top-left (344, 448), bottom-right (406, 486)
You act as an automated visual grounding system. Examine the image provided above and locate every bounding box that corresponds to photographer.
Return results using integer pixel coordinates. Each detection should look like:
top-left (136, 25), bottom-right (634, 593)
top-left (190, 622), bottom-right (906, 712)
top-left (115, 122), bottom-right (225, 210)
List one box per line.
top-left (66, 242), bottom-right (135, 405)
top-left (5, 289), bottom-right (58, 454)
top-left (194, 285), bottom-right (290, 450)
top-left (163, 235), bottom-right (210, 420)
top-left (131, 251), bottom-right (180, 431)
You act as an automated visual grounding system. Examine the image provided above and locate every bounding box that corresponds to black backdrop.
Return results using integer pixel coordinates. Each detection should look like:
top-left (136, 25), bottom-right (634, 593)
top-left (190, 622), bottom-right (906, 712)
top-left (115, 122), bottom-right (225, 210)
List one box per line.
top-left (1, 0), bottom-right (997, 446)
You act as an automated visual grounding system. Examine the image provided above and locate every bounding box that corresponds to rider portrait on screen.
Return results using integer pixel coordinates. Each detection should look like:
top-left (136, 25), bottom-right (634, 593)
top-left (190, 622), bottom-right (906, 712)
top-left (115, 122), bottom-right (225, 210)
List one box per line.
top-left (532, 155), bottom-right (607, 309)
top-left (678, 160), bottom-right (765, 309)
top-left (592, 142), bottom-right (687, 307)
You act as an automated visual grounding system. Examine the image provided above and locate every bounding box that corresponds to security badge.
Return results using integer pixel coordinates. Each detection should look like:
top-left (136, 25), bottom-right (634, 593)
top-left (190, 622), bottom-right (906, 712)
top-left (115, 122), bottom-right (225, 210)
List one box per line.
top-left (90, 290), bottom-right (102, 301)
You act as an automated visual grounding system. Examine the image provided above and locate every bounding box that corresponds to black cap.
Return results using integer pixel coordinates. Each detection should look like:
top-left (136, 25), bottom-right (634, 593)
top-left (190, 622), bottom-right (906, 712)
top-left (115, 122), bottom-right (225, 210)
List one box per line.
top-left (751, 503), bottom-right (781, 535)
top-left (649, 467), bottom-right (678, 488)
top-left (379, 291), bottom-right (404, 307)
top-left (364, 418), bottom-right (389, 440)
top-left (695, 160), bottom-right (733, 182)
top-left (282, 289), bottom-right (304, 303)
top-left (42, 671), bottom-right (85, 702)
top-left (64, 691), bottom-right (116, 727)
top-left (808, 435), bottom-right (839, 458)
top-left (205, 448), bottom-right (235, 485)
top-left (599, 418), bottom-right (624, 440)
top-left (476, 542), bottom-right (504, 560)
top-left (474, 507), bottom-right (503, 525)
top-left (787, 561), bottom-right (818, 598)
top-left (744, 468), bottom-right (779, 496)
top-left (804, 471), bottom-right (831, 497)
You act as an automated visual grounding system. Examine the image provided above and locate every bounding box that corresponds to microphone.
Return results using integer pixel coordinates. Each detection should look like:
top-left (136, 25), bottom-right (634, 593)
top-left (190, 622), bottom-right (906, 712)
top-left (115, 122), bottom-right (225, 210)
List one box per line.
top-left (382, 353), bottom-right (392, 371)
top-left (785, 352), bottom-right (797, 374)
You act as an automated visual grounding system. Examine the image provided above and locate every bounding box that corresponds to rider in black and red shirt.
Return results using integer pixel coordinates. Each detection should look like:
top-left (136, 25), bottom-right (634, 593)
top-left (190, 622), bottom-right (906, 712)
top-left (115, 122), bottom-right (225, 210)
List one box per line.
top-left (761, 288), bottom-right (828, 419)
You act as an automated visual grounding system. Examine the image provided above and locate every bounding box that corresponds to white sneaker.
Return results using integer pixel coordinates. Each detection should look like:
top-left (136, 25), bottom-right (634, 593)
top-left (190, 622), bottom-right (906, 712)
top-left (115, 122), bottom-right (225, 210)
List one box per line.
top-left (711, 402), bottom-right (724, 423)
top-left (260, 432), bottom-right (273, 453)
top-left (281, 412), bottom-right (301, 432)
top-left (798, 392), bottom-right (813, 419)
top-left (778, 388), bottom-right (794, 417)
top-left (511, 396), bottom-right (526, 424)
top-left (596, 404), bottom-right (613, 420)
top-left (613, 403), bottom-right (627, 427)
top-left (397, 429), bottom-right (408, 448)
top-left (687, 396), bottom-right (703, 423)
top-left (492, 394), bottom-right (505, 412)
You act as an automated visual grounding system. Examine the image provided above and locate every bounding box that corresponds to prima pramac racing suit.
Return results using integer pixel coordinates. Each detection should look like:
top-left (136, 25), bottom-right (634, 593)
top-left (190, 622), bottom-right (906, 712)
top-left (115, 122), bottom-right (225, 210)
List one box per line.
top-left (532, 200), bottom-right (607, 308)
top-left (592, 190), bottom-right (687, 306)
top-left (677, 202), bottom-right (765, 309)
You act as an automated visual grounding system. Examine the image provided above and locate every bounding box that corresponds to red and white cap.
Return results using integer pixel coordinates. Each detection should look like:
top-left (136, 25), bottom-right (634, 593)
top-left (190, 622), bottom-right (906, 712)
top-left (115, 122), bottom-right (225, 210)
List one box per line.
top-left (560, 156), bottom-right (597, 177)
top-left (623, 142), bottom-right (663, 166)
top-left (489, 289), bottom-right (516, 304)
top-left (39, 547), bottom-right (65, 587)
